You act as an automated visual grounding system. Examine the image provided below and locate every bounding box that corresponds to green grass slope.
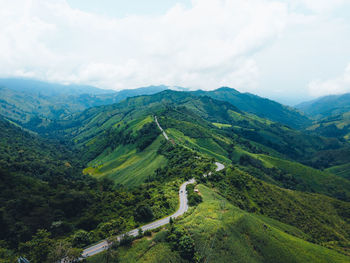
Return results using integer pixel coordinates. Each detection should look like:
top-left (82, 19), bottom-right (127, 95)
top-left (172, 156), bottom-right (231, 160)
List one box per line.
top-left (306, 112), bottom-right (350, 142)
top-left (180, 185), bottom-right (349, 263)
top-left (327, 163), bottom-right (350, 180)
top-left (208, 167), bottom-right (350, 255)
top-left (86, 185), bottom-right (349, 263)
top-left (296, 93), bottom-right (350, 119)
top-left (258, 155), bottom-right (350, 201)
top-left (192, 87), bottom-right (312, 129)
top-left (84, 136), bottom-right (167, 187)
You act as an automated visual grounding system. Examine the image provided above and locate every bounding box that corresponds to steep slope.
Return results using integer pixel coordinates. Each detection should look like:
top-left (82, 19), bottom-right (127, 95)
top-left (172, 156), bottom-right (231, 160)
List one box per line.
top-left (181, 185), bottom-right (349, 262)
top-left (192, 87), bottom-right (312, 129)
top-left (82, 117), bottom-right (168, 187)
top-left (43, 90), bottom-right (350, 199)
top-left (297, 93), bottom-right (350, 119)
top-left (306, 112), bottom-right (350, 142)
top-left (208, 166), bottom-right (350, 255)
top-left (0, 116), bottom-right (188, 260)
top-left (0, 78), bottom-right (170, 123)
top-left (87, 185), bottom-right (350, 263)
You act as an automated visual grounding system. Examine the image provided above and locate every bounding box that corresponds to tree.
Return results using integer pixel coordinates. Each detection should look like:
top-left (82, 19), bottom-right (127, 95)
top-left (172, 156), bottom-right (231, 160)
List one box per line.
top-left (119, 234), bottom-right (133, 247)
top-left (105, 237), bottom-right (119, 263)
top-left (47, 241), bottom-right (82, 263)
top-left (19, 229), bottom-right (53, 263)
top-left (134, 205), bottom-right (154, 222)
top-left (72, 230), bottom-right (91, 248)
top-left (137, 228), bottom-right (143, 238)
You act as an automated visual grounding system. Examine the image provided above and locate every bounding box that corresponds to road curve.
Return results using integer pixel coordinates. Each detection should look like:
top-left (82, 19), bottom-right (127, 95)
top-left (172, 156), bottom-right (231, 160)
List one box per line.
top-left (81, 161), bottom-right (225, 258)
top-left (215, 162), bottom-right (225, 172)
top-left (81, 179), bottom-right (195, 258)
top-left (80, 118), bottom-right (225, 258)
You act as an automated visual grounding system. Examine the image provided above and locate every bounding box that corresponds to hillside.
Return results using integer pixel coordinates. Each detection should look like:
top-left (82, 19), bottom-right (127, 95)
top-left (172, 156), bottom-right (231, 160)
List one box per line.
top-left (207, 167), bottom-right (350, 254)
top-left (36, 90), bottom-right (350, 200)
top-left (1, 88), bottom-right (350, 262)
top-left (0, 116), bottom-right (196, 262)
top-left (297, 93), bottom-right (350, 119)
top-left (306, 112), bottom-right (350, 142)
top-left (87, 185), bottom-right (349, 263)
top-left (0, 78), bottom-right (170, 123)
top-left (192, 87), bottom-right (312, 129)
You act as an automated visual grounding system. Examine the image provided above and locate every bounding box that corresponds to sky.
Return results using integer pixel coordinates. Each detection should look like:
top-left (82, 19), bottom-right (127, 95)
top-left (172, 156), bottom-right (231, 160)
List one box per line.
top-left (0, 0), bottom-right (350, 105)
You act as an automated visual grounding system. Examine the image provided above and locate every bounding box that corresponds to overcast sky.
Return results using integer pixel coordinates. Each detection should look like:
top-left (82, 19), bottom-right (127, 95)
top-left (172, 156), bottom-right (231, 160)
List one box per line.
top-left (1, 0), bottom-right (350, 104)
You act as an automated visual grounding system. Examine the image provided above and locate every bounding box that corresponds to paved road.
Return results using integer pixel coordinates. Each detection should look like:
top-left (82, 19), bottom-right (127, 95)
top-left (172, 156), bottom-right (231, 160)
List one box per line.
top-left (81, 179), bottom-right (195, 258)
top-left (155, 116), bottom-right (169, 140)
top-left (80, 118), bottom-right (225, 259)
top-left (81, 161), bottom-right (225, 258)
top-left (215, 162), bottom-right (225, 172)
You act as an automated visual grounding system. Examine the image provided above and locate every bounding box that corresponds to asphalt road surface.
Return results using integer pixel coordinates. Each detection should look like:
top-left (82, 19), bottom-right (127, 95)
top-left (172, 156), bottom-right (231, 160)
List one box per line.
top-left (155, 116), bottom-right (169, 141)
top-left (80, 118), bottom-right (225, 259)
top-left (81, 178), bottom-right (195, 258)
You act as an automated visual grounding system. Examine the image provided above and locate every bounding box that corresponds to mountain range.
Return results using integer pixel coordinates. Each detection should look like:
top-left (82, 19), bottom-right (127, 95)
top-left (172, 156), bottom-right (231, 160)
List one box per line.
top-left (0, 78), bottom-right (349, 262)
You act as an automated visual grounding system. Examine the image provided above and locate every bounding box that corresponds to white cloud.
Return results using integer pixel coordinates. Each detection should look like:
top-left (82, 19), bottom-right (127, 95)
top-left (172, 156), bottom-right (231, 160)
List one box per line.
top-left (308, 63), bottom-right (350, 97)
top-left (293, 0), bottom-right (346, 13)
top-left (0, 0), bottom-right (288, 91)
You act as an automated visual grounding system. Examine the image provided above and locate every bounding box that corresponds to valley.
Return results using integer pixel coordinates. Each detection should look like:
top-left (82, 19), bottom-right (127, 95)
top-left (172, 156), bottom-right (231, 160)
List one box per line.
top-left (0, 79), bottom-right (349, 262)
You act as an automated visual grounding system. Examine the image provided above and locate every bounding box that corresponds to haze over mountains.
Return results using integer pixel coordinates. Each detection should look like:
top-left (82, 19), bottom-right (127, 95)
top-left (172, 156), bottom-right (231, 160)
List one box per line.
top-left (1, 78), bottom-right (350, 262)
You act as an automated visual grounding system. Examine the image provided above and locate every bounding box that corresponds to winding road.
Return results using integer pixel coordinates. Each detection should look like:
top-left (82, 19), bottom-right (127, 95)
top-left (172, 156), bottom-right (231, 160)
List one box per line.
top-left (80, 117), bottom-right (225, 259)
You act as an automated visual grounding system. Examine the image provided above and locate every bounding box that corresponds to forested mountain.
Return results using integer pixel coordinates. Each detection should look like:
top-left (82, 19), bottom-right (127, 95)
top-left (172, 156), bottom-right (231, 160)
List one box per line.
top-left (1, 87), bottom-right (350, 262)
top-left (0, 78), bottom-right (170, 123)
top-left (191, 87), bottom-right (312, 129)
top-left (297, 93), bottom-right (350, 119)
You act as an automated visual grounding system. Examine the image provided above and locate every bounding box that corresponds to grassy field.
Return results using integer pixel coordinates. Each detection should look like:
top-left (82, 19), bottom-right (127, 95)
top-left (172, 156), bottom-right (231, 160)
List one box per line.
top-left (84, 136), bottom-right (167, 187)
top-left (179, 185), bottom-right (349, 263)
top-left (166, 128), bottom-right (231, 163)
top-left (259, 155), bottom-right (350, 201)
top-left (327, 163), bottom-right (350, 180)
top-left (211, 167), bottom-right (350, 255)
top-left (212, 122), bottom-right (232, 128)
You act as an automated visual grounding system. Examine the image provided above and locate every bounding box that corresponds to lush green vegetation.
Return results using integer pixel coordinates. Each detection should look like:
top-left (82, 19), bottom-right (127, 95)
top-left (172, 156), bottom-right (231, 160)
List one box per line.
top-left (306, 112), bottom-right (350, 142)
top-left (0, 78), bottom-right (169, 124)
top-left (296, 92), bottom-right (350, 119)
top-left (206, 167), bottom-right (350, 255)
top-left (85, 185), bottom-right (349, 263)
top-left (327, 163), bottom-right (350, 180)
top-left (0, 117), bottom-right (184, 261)
top-left (192, 87), bottom-right (312, 129)
top-left (2, 87), bottom-right (350, 262)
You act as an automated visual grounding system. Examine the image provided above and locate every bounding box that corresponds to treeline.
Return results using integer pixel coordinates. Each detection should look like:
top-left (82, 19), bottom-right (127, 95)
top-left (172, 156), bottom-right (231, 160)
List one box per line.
top-left (206, 167), bottom-right (350, 256)
top-left (0, 118), bottom-right (179, 261)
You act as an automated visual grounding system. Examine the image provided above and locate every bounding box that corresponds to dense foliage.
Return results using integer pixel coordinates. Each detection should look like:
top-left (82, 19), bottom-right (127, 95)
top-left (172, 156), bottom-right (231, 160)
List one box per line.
top-left (206, 167), bottom-right (350, 255)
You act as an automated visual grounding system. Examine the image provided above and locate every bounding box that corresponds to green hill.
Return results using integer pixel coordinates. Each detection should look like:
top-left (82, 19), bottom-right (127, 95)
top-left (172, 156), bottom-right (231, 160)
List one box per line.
top-left (306, 112), bottom-right (350, 142)
top-left (207, 167), bottom-right (350, 254)
top-left (87, 185), bottom-right (349, 263)
top-left (2, 87), bottom-right (350, 262)
top-left (297, 93), bottom-right (350, 119)
top-left (192, 87), bottom-right (312, 129)
top-left (39, 90), bottom-right (350, 193)
top-left (0, 78), bottom-right (169, 124)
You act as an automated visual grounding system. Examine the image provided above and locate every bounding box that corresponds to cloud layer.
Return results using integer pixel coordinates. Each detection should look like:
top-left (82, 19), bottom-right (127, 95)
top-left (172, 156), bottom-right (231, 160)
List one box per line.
top-left (309, 63), bottom-right (350, 97)
top-left (0, 0), bottom-right (287, 90)
top-left (0, 0), bottom-right (349, 98)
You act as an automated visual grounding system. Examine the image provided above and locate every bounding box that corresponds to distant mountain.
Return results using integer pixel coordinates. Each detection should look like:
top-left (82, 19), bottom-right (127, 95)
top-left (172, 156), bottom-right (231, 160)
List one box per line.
top-left (191, 87), bottom-right (312, 129)
top-left (0, 78), bottom-right (170, 122)
top-left (296, 93), bottom-right (350, 119)
top-left (44, 90), bottom-right (350, 186)
top-left (0, 78), bottom-right (113, 96)
top-left (306, 112), bottom-right (350, 141)
top-left (2, 89), bottom-right (350, 260)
